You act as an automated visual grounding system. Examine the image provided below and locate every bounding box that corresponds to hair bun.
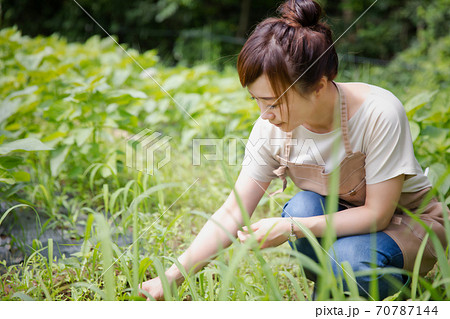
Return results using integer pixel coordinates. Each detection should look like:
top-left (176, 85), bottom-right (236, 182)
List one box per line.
top-left (279, 0), bottom-right (322, 28)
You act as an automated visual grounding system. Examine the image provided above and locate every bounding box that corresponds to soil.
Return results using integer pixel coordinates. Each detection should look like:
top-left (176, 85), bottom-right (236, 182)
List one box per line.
top-left (0, 209), bottom-right (132, 266)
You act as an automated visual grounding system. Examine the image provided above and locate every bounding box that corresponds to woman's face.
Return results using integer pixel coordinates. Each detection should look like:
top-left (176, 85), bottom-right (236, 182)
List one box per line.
top-left (247, 74), bottom-right (315, 132)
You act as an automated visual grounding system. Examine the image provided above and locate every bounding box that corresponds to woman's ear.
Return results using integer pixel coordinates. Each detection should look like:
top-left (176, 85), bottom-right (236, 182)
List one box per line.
top-left (314, 76), bottom-right (328, 97)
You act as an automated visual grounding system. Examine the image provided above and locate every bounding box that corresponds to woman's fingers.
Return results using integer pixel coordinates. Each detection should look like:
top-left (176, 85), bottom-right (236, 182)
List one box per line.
top-left (238, 221), bottom-right (263, 243)
top-left (139, 278), bottom-right (165, 301)
top-left (247, 221), bottom-right (260, 232)
top-left (237, 230), bottom-right (253, 242)
top-left (239, 219), bottom-right (288, 248)
top-left (239, 224), bottom-right (258, 235)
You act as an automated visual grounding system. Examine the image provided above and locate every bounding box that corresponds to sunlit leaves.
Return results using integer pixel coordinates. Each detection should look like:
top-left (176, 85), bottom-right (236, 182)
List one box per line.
top-left (0, 138), bottom-right (52, 155)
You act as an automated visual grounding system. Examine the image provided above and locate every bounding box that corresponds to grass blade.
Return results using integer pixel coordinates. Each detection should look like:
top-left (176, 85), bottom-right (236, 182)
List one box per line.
top-left (94, 213), bottom-right (116, 300)
top-left (153, 257), bottom-right (174, 300)
top-left (48, 238), bottom-right (53, 284)
top-left (341, 261), bottom-right (359, 299)
top-left (279, 270), bottom-right (305, 300)
top-left (411, 232), bottom-right (429, 300)
top-left (0, 204), bottom-right (31, 226)
top-left (165, 256), bottom-right (200, 301)
top-left (11, 292), bottom-right (34, 301)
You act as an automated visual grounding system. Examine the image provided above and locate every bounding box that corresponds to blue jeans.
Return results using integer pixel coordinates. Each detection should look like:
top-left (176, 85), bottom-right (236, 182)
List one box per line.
top-left (281, 191), bottom-right (405, 299)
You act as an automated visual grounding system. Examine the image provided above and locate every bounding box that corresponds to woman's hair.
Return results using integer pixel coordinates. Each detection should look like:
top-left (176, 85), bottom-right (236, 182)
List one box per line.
top-left (237, 0), bottom-right (338, 102)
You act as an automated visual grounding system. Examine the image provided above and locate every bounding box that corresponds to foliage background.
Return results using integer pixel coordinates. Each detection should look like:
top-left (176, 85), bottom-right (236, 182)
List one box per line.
top-left (2, 0), bottom-right (449, 65)
top-left (0, 0), bottom-right (449, 301)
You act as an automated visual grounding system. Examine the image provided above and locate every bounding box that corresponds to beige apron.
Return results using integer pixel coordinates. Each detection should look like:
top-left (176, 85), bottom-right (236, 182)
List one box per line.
top-left (272, 82), bottom-right (448, 276)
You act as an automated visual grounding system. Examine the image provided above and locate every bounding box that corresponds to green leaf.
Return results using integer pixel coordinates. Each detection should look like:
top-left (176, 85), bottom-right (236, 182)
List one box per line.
top-left (0, 168), bottom-right (15, 185)
top-left (112, 69), bottom-right (131, 87)
top-left (428, 163), bottom-right (450, 196)
top-left (0, 183), bottom-right (25, 199)
top-left (163, 74), bottom-right (185, 91)
top-left (409, 121), bottom-right (420, 142)
top-left (11, 292), bottom-right (35, 301)
top-left (75, 127), bottom-right (94, 146)
top-left (0, 98), bottom-right (21, 124)
top-left (109, 89), bottom-right (148, 99)
top-left (14, 47), bottom-right (53, 70)
top-left (50, 146), bottom-right (70, 177)
top-left (12, 171), bottom-right (30, 182)
top-left (0, 138), bottom-right (52, 155)
top-left (5, 123), bottom-right (21, 131)
top-left (7, 85), bottom-right (39, 100)
top-left (101, 152), bottom-right (117, 178)
top-left (155, 2), bottom-right (178, 22)
top-left (101, 166), bottom-right (112, 178)
top-left (0, 155), bottom-right (24, 169)
top-left (422, 126), bottom-right (449, 145)
top-left (107, 152), bottom-right (117, 174)
top-left (404, 91), bottom-right (437, 116)
top-left (41, 132), bottom-right (67, 143)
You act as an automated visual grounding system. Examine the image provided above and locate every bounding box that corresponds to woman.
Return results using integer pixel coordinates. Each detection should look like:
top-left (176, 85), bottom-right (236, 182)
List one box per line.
top-left (141, 0), bottom-right (448, 300)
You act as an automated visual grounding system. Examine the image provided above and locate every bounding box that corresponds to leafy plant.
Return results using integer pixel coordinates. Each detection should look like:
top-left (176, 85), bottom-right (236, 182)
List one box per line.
top-left (0, 27), bottom-right (449, 301)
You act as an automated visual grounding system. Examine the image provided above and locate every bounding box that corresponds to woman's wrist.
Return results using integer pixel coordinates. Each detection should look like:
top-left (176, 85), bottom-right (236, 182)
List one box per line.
top-left (290, 217), bottom-right (307, 239)
top-left (165, 265), bottom-right (184, 286)
top-left (286, 217), bottom-right (298, 242)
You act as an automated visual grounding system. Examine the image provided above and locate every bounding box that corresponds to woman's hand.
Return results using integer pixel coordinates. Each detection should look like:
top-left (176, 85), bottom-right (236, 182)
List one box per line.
top-left (139, 277), bottom-right (165, 301)
top-left (237, 217), bottom-right (291, 249)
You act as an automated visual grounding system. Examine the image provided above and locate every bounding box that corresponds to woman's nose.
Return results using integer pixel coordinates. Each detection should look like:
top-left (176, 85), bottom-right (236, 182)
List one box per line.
top-left (260, 110), bottom-right (275, 120)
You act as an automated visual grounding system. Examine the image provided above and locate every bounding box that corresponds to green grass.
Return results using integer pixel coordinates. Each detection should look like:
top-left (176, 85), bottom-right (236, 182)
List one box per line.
top-left (1, 158), bottom-right (448, 301)
top-left (0, 27), bottom-right (449, 301)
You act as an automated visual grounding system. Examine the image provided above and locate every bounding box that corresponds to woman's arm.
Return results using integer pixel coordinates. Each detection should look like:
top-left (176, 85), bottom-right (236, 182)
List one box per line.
top-left (301, 174), bottom-right (404, 237)
top-left (140, 172), bottom-right (270, 300)
top-left (238, 174), bottom-right (404, 246)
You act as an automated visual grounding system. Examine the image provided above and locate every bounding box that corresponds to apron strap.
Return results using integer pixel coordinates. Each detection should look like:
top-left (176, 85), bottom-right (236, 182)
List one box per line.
top-left (333, 81), bottom-right (353, 156)
top-left (284, 131), bottom-right (293, 162)
top-left (269, 131), bottom-right (293, 196)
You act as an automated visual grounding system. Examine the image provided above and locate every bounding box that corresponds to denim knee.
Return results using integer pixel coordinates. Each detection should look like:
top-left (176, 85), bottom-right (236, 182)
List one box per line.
top-left (329, 233), bottom-right (403, 275)
top-left (328, 233), bottom-right (404, 299)
top-left (281, 191), bottom-right (326, 219)
top-left (329, 238), bottom-right (369, 276)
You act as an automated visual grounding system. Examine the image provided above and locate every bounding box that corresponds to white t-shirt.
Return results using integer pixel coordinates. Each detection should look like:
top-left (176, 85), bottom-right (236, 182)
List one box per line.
top-left (241, 83), bottom-right (431, 193)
